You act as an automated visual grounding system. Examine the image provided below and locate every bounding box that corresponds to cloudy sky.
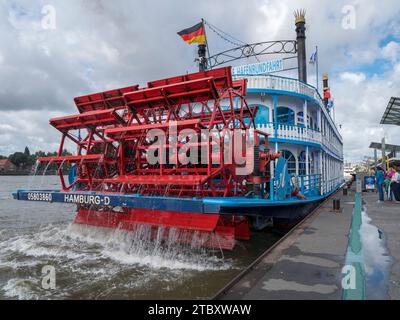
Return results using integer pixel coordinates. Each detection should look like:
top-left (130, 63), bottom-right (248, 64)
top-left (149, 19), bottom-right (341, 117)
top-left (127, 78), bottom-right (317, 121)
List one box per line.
top-left (0, 0), bottom-right (399, 161)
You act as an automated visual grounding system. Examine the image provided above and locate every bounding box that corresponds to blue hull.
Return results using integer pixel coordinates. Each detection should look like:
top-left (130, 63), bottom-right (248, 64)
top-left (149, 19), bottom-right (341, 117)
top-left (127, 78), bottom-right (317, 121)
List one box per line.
top-left (12, 185), bottom-right (341, 225)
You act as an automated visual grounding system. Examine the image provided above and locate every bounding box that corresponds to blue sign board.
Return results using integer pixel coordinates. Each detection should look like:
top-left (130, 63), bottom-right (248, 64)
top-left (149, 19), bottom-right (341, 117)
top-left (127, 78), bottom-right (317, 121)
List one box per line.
top-left (364, 176), bottom-right (375, 190)
top-left (232, 59), bottom-right (284, 76)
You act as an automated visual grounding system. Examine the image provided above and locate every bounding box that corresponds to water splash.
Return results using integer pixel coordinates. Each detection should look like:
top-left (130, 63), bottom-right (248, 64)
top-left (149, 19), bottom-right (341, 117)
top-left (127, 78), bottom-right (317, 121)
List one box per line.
top-left (67, 223), bottom-right (232, 271)
top-left (59, 159), bottom-right (66, 173)
top-left (27, 161), bottom-right (40, 190)
top-left (0, 221), bottom-right (234, 300)
top-left (3, 278), bottom-right (40, 300)
top-left (39, 160), bottom-right (53, 189)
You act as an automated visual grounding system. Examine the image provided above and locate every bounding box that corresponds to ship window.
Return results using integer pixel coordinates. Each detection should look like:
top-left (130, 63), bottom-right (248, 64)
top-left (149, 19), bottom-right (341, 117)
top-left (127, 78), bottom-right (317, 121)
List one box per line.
top-left (298, 150), bottom-right (315, 175)
top-left (310, 152), bottom-right (315, 174)
top-left (297, 112), bottom-right (315, 130)
top-left (252, 104), bottom-right (269, 126)
top-left (297, 111), bottom-right (307, 127)
top-left (297, 111), bottom-right (304, 125)
top-left (280, 150), bottom-right (296, 175)
top-left (309, 117), bottom-right (313, 129)
top-left (274, 107), bottom-right (295, 124)
top-left (298, 151), bottom-right (306, 175)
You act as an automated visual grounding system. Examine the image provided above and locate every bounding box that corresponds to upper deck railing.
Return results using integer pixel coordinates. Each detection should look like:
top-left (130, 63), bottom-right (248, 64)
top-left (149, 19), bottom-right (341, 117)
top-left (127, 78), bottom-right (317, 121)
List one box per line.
top-left (246, 75), bottom-right (323, 105)
top-left (239, 74), bottom-right (343, 143)
top-left (256, 122), bottom-right (343, 158)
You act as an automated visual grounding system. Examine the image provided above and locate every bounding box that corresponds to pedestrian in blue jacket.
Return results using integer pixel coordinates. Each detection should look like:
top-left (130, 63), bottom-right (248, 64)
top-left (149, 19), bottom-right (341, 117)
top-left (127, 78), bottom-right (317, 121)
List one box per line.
top-left (375, 166), bottom-right (385, 202)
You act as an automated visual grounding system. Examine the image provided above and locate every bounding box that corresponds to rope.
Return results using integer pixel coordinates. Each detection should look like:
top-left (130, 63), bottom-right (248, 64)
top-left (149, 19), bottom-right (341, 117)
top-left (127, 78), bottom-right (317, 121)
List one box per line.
top-left (203, 20), bottom-right (247, 47)
top-left (203, 19), bottom-right (260, 62)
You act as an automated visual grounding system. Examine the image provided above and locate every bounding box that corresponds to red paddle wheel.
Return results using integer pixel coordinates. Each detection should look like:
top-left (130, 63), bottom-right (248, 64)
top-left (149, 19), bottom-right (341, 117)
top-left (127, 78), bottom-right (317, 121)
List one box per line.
top-left (38, 67), bottom-right (279, 250)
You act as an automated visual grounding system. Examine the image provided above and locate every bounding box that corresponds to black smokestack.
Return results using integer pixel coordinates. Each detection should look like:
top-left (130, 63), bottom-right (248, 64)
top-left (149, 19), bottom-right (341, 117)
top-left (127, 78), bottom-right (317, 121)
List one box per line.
top-left (294, 10), bottom-right (307, 83)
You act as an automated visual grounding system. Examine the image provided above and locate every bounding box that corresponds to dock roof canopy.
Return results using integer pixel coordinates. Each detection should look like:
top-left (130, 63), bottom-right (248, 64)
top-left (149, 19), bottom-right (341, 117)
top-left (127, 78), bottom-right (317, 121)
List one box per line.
top-left (369, 142), bottom-right (400, 152)
top-left (380, 97), bottom-right (400, 126)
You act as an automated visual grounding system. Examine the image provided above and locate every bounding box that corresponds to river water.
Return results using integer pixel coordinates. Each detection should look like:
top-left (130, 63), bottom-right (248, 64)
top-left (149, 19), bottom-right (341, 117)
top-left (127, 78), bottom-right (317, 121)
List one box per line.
top-left (0, 175), bottom-right (281, 300)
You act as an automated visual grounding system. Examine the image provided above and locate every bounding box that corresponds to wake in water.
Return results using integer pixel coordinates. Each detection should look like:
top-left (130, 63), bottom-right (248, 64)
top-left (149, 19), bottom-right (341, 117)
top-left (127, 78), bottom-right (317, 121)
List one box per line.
top-left (0, 222), bottom-right (235, 299)
top-left (67, 223), bottom-right (233, 271)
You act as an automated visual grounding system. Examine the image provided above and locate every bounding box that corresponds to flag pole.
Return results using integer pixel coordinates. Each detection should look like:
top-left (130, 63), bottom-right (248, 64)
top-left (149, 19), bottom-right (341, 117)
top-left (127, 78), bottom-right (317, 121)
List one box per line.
top-left (202, 18), bottom-right (211, 69)
top-left (316, 45), bottom-right (319, 93)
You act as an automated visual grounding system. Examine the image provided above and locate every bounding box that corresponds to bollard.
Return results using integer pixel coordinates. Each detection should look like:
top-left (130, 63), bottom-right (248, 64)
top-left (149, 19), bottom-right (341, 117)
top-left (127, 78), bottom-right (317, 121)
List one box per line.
top-left (333, 199), bottom-right (341, 211)
top-left (356, 180), bottom-right (362, 193)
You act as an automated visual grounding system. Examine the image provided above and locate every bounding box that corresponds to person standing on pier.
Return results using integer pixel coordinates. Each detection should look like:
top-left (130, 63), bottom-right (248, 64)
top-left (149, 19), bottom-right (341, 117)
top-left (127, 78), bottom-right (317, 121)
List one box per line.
top-left (385, 167), bottom-right (395, 200)
top-left (390, 166), bottom-right (400, 202)
top-left (375, 166), bottom-right (385, 202)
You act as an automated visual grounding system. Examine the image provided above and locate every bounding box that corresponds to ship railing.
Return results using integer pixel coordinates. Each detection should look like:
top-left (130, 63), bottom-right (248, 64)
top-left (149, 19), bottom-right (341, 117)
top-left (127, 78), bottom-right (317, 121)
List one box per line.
top-left (269, 174), bottom-right (343, 201)
top-left (246, 75), bottom-right (324, 106)
top-left (297, 173), bottom-right (322, 197)
top-left (269, 173), bottom-right (322, 201)
top-left (320, 177), bottom-right (344, 194)
top-left (256, 122), bottom-right (322, 144)
top-left (255, 122), bottom-right (342, 158)
top-left (321, 136), bottom-right (343, 158)
top-left (256, 122), bottom-right (274, 136)
top-left (244, 74), bottom-right (343, 142)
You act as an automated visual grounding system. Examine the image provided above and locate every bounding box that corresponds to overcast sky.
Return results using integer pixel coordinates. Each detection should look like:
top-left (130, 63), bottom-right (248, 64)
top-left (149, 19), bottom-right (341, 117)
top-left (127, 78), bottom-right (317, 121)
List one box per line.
top-left (0, 0), bottom-right (399, 161)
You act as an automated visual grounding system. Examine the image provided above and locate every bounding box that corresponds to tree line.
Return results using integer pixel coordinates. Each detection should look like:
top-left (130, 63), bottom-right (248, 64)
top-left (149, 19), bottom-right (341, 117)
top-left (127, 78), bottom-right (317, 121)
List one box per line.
top-left (0, 147), bottom-right (72, 169)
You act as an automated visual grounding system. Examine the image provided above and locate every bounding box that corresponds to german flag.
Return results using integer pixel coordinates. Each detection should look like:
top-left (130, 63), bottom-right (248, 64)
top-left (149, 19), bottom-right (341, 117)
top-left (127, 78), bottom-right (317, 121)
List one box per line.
top-left (177, 22), bottom-right (206, 45)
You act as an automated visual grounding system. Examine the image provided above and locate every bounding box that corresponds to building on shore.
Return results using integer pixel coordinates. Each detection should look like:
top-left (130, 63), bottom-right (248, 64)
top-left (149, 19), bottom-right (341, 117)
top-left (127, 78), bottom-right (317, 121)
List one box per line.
top-left (0, 159), bottom-right (17, 173)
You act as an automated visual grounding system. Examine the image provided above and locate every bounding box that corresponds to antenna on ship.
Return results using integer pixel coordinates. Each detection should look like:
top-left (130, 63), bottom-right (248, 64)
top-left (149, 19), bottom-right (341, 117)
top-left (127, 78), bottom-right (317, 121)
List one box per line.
top-left (294, 9), bottom-right (307, 83)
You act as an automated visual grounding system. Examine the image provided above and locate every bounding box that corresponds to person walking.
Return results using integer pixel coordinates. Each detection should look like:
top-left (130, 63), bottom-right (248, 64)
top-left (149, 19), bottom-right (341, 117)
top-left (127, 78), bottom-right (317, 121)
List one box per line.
top-left (375, 166), bottom-right (385, 202)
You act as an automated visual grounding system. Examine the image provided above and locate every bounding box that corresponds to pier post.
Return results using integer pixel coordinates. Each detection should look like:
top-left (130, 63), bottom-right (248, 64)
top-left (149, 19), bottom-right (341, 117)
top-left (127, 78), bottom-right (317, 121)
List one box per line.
top-left (381, 137), bottom-right (386, 171)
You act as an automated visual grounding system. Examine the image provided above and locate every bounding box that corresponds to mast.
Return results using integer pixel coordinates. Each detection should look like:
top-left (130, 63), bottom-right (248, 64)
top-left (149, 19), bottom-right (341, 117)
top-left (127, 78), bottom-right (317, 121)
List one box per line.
top-left (198, 19), bottom-right (208, 71)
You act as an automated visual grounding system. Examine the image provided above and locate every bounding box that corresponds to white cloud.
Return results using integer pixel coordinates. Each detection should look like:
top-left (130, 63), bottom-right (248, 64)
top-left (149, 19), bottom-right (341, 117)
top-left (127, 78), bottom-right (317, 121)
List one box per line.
top-left (256, 2), bottom-right (288, 40)
top-left (100, 42), bottom-right (120, 64)
top-left (382, 41), bottom-right (400, 63)
top-left (339, 72), bottom-right (366, 84)
top-left (334, 67), bottom-right (400, 161)
top-left (0, 124), bottom-right (17, 134)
